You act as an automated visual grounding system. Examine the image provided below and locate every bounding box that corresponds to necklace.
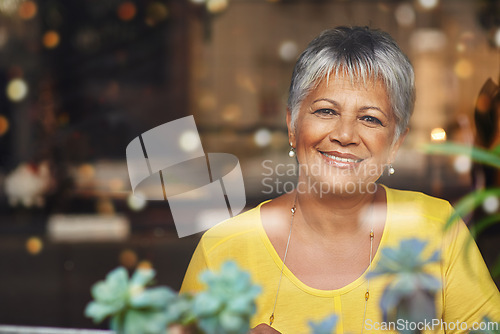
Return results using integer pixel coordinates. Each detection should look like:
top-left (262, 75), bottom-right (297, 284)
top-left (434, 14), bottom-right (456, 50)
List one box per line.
top-left (268, 197), bottom-right (375, 334)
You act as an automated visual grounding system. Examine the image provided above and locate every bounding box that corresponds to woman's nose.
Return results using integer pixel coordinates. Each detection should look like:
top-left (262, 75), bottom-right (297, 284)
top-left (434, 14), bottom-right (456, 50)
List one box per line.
top-left (328, 116), bottom-right (360, 146)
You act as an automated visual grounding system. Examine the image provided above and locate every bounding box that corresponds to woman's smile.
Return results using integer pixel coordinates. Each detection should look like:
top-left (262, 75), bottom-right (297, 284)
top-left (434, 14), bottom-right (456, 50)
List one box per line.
top-left (319, 150), bottom-right (364, 168)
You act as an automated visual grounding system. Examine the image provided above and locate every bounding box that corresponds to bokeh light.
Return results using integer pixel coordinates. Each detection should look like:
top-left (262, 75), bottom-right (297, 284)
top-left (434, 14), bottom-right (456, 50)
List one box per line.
top-left (18, 1), bottom-right (37, 20)
top-left (395, 3), bottom-right (415, 27)
top-left (430, 128), bottom-right (446, 141)
top-left (179, 130), bottom-right (200, 152)
top-left (137, 260), bottom-right (153, 270)
top-left (483, 196), bottom-right (499, 214)
top-left (108, 178), bottom-right (125, 192)
top-left (254, 128), bottom-right (272, 147)
top-left (119, 249), bottom-right (138, 269)
top-left (453, 155), bottom-right (471, 174)
top-left (145, 2), bottom-right (169, 26)
top-left (26, 237), bottom-right (43, 255)
top-left (6, 78), bottom-right (28, 102)
top-left (476, 93), bottom-right (492, 114)
top-left (206, 0), bottom-right (228, 14)
top-left (198, 93), bottom-right (217, 111)
top-left (78, 163), bottom-right (96, 181)
top-left (117, 1), bottom-right (137, 21)
top-left (0, 115), bottom-right (10, 136)
top-left (127, 192), bottom-right (147, 211)
top-left (278, 40), bottom-right (299, 62)
top-left (0, 0), bottom-right (21, 15)
top-left (418, 0), bottom-right (439, 10)
top-left (454, 59), bottom-right (473, 79)
top-left (43, 30), bottom-right (60, 49)
top-left (222, 104), bottom-right (242, 122)
top-left (494, 28), bottom-right (500, 48)
top-left (96, 197), bottom-right (115, 215)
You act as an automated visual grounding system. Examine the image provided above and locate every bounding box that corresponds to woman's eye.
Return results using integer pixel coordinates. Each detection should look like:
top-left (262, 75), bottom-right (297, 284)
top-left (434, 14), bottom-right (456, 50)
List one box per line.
top-left (361, 115), bottom-right (382, 125)
top-left (314, 109), bottom-right (337, 116)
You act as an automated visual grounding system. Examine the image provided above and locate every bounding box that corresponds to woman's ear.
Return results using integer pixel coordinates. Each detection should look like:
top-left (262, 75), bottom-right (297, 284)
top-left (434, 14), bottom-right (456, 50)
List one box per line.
top-left (286, 109), bottom-right (296, 148)
top-left (388, 127), bottom-right (409, 164)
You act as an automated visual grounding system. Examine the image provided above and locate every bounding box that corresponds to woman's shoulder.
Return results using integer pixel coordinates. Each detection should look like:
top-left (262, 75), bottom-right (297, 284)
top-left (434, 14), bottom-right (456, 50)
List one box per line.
top-left (198, 201), bottom-right (269, 252)
top-left (384, 185), bottom-right (453, 224)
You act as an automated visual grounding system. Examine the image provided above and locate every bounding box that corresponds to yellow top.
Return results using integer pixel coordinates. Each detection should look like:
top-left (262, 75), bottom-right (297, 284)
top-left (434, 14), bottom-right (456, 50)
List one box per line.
top-left (180, 186), bottom-right (500, 333)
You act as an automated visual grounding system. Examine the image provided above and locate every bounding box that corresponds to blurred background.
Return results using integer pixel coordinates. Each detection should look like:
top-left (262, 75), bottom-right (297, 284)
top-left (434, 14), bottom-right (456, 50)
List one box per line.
top-left (0, 0), bottom-right (499, 330)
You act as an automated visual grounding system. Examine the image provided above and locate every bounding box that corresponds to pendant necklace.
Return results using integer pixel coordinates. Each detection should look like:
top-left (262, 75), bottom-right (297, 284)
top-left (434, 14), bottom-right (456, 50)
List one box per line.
top-left (268, 196), bottom-right (375, 334)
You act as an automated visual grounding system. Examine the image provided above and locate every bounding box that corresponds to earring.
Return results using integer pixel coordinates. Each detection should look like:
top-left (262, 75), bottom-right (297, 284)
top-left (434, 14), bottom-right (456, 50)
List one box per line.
top-left (389, 164), bottom-right (395, 175)
top-left (288, 144), bottom-right (296, 158)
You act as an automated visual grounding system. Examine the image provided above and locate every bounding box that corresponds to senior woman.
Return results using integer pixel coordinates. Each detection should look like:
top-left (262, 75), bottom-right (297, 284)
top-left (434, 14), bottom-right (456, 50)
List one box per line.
top-left (180, 26), bottom-right (500, 333)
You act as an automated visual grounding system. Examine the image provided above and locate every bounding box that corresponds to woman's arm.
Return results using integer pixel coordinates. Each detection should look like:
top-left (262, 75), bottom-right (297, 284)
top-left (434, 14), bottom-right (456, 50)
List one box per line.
top-left (442, 207), bottom-right (500, 327)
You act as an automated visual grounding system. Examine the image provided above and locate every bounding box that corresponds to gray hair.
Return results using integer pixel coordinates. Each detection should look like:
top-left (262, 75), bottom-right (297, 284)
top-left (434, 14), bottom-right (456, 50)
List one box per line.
top-left (287, 26), bottom-right (415, 139)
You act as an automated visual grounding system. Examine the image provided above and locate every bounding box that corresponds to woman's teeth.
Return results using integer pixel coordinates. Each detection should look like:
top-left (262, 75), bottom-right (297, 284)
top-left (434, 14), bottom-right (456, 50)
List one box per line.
top-left (321, 152), bottom-right (362, 163)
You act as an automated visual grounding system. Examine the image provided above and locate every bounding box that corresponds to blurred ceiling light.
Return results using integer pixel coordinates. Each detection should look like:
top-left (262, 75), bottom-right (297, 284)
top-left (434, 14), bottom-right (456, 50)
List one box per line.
top-left (0, 115), bottom-right (10, 136)
top-left (0, 0), bottom-right (22, 16)
top-left (410, 29), bottom-right (446, 52)
top-left (454, 59), bottom-right (473, 79)
top-left (145, 2), bottom-right (169, 26)
top-left (418, 0), bottom-right (439, 10)
top-left (26, 237), bottom-right (43, 255)
top-left (483, 196), bottom-right (499, 213)
top-left (179, 130), bottom-right (201, 152)
top-left (127, 192), bottom-right (147, 211)
top-left (6, 78), bottom-right (28, 102)
top-left (117, 1), bottom-right (137, 21)
top-left (395, 3), bottom-right (415, 27)
top-left (189, 0), bottom-right (206, 4)
top-left (206, 0), bottom-right (228, 14)
top-left (494, 28), bottom-right (500, 48)
top-left (279, 40), bottom-right (299, 62)
top-left (430, 127), bottom-right (446, 141)
top-left (43, 30), bottom-right (60, 49)
top-left (18, 1), bottom-right (37, 20)
top-left (254, 128), bottom-right (272, 147)
top-left (453, 155), bottom-right (471, 174)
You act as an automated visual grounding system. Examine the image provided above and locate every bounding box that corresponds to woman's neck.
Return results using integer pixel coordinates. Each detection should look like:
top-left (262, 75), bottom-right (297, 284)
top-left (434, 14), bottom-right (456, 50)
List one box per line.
top-left (292, 185), bottom-right (381, 238)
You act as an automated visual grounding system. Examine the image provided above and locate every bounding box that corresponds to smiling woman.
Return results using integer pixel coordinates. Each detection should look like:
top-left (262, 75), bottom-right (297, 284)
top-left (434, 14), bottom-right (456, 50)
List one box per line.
top-left (180, 27), bottom-right (500, 333)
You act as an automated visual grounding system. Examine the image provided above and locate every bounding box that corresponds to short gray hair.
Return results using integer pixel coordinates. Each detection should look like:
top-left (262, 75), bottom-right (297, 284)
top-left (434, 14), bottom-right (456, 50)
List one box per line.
top-left (287, 26), bottom-right (415, 139)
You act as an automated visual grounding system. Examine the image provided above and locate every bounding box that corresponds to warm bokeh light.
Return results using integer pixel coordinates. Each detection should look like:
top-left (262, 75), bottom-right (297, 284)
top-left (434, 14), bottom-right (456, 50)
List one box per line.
top-left (222, 104), bottom-right (242, 122)
top-left (109, 178), bottom-right (125, 192)
top-left (137, 260), bottom-right (153, 270)
top-left (26, 237), bottom-right (43, 255)
top-left (395, 3), bottom-right (415, 27)
top-left (145, 2), bottom-right (168, 26)
top-left (198, 93), bottom-right (217, 111)
top-left (43, 30), bottom-right (60, 49)
top-left (430, 128), bottom-right (446, 141)
top-left (454, 59), bottom-right (473, 79)
top-left (0, 0), bottom-right (21, 15)
top-left (119, 249), bottom-right (138, 269)
top-left (206, 0), bottom-right (228, 14)
top-left (117, 1), bottom-right (137, 21)
top-left (96, 197), bottom-right (115, 215)
top-left (0, 115), bottom-right (10, 136)
top-left (78, 163), bottom-right (96, 181)
top-left (179, 130), bottom-right (200, 152)
top-left (18, 1), bottom-right (37, 20)
top-left (6, 78), bottom-right (28, 102)
top-left (476, 93), bottom-right (492, 113)
top-left (254, 128), bottom-right (272, 147)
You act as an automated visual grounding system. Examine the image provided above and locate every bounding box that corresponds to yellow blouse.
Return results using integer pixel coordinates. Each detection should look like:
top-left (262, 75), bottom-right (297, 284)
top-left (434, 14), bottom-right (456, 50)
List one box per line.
top-left (180, 186), bottom-right (500, 333)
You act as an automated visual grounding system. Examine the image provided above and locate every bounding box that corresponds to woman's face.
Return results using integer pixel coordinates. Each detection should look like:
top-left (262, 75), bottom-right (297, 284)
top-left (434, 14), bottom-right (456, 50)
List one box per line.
top-left (287, 75), bottom-right (407, 195)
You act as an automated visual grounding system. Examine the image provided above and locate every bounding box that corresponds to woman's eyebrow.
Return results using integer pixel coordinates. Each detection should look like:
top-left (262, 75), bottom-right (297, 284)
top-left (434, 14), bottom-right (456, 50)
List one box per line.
top-left (312, 98), bottom-right (340, 107)
top-left (359, 106), bottom-right (388, 118)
